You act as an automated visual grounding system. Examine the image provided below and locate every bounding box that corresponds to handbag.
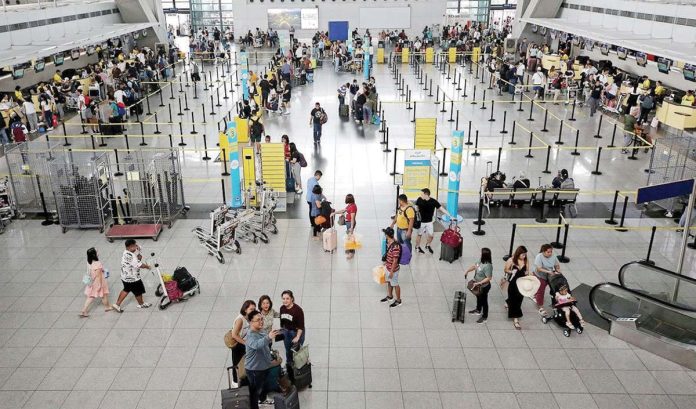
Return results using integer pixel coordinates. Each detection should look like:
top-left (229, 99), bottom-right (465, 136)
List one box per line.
top-left (467, 279), bottom-right (481, 297)
top-left (82, 268), bottom-right (93, 286)
top-left (337, 215), bottom-right (346, 226)
top-left (224, 329), bottom-right (238, 348)
top-left (292, 344), bottom-right (310, 369)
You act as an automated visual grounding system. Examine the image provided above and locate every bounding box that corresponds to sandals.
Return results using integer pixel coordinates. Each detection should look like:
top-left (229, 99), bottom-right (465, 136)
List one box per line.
top-left (513, 320), bottom-right (521, 330)
top-left (78, 313), bottom-right (89, 318)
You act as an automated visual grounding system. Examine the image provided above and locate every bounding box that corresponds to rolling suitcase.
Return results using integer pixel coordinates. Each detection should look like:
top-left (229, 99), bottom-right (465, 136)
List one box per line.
top-left (339, 103), bottom-right (349, 118)
top-left (323, 228), bottom-right (337, 253)
top-left (439, 241), bottom-right (462, 263)
top-left (451, 291), bottom-right (466, 323)
top-left (292, 363), bottom-right (312, 389)
top-left (221, 366), bottom-right (250, 409)
top-left (272, 385), bottom-right (299, 409)
top-left (439, 224), bottom-right (463, 263)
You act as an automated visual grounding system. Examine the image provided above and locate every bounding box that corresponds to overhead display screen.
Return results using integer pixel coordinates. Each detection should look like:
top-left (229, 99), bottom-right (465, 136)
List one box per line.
top-left (268, 8), bottom-right (318, 30)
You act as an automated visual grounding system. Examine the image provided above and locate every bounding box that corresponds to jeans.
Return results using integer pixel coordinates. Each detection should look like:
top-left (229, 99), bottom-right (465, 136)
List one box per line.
top-left (588, 97), bottom-right (599, 116)
top-left (26, 113), bottom-right (38, 133)
top-left (308, 202), bottom-right (314, 227)
top-left (639, 107), bottom-right (651, 124)
top-left (0, 127), bottom-right (8, 145)
top-left (283, 329), bottom-right (305, 368)
top-left (44, 111), bottom-right (53, 128)
top-left (363, 105), bottom-right (373, 123)
top-left (313, 122), bottom-right (322, 142)
top-left (247, 368), bottom-right (269, 409)
top-left (475, 283), bottom-right (491, 318)
top-left (396, 228), bottom-right (412, 252)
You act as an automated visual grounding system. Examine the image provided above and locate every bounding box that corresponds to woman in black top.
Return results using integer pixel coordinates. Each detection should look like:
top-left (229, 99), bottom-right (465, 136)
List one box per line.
top-left (504, 246), bottom-right (530, 329)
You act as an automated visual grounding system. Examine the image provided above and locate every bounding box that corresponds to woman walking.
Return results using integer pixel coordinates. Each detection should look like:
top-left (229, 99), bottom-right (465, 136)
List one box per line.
top-left (332, 194), bottom-right (357, 259)
top-left (464, 247), bottom-right (493, 324)
top-left (288, 142), bottom-right (303, 193)
top-left (80, 247), bottom-right (113, 317)
top-left (504, 245), bottom-right (530, 329)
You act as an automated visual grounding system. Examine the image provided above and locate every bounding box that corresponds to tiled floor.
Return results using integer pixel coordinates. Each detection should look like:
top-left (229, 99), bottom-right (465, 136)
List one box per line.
top-left (1, 43), bottom-right (695, 409)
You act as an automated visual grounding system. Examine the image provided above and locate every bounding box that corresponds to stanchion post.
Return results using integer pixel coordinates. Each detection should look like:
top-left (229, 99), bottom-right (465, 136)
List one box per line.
top-left (221, 178), bottom-right (227, 204)
top-left (568, 97), bottom-right (577, 121)
top-left (616, 196), bottom-right (629, 232)
top-left (440, 148), bottom-right (448, 176)
top-left (525, 132), bottom-right (534, 158)
top-left (455, 110), bottom-right (460, 130)
top-left (390, 147), bottom-right (399, 175)
top-left (471, 85), bottom-right (477, 105)
top-left (641, 226), bottom-right (657, 265)
top-left (472, 198), bottom-right (486, 235)
top-left (551, 213), bottom-right (564, 248)
top-left (496, 147), bottom-right (502, 172)
top-left (508, 121), bottom-right (516, 144)
top-left (184, 93), bottom-right (190, 111)
top-left (462, 79), bottom-right (468, 97)
top-left (591, 147), bottom-right (603, 175)
top-left (113, 149), bottom-right (124, 176)
top-left (202, 134), bottom-right (211, 160)
top-left (480, 90), bottom-right (487, 110)
top-left (159, 89), bottom-right (165, 107)
top-left (383, 128), bottom-right (392, 153)
top-left (542, 145), bottom-right (551, 173)
top-left (488, 100), bottom-right (495, 121)
top-left (465, 121), bottom-right (473, 145)
top-left (517, 97), bottom-right (524, 112)
top-left (528, 100), bottom-right (534, 121)
top-left (608, 123), bottom-right (617, 148)
top-left (210, 95), bottom-right (217, 115)
top-left (535, 189), bottom-right (547, 223)
top-left (571, 129), bottom-right (580, 156)
top-left (502, 223), bottom-right (516, 261)
top-left (457, 72), bottom-right (462, 90)
top-left (221, 148), bottom-right (230, 176)
top-left (471, 131), bottom-right (480, 156)
top-left (448, 101), bottom-right (454, 122)
top-left (594, 114), bottom-right (603, 138)
top-left (190, 112), bottom-right (198, 134)
top-left (500, 111), bottom-right (508, 134)
top-left (557, 224), bottom-right (571, 263)
top-left (411, 102), bottom-right (417, 123)
top-left (139, 122), bottom-right (147, 146)
top-left (541, 109), bottom-right (549, 131)
top-left (605, 190), bottom-right (620, 225)
top-left (555, 120), bottom-right (565, 145)
top-left (435, 85), bottom-right (440, 104)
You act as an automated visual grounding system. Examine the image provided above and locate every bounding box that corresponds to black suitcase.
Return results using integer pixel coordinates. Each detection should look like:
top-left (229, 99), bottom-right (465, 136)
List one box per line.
top-left (221, 366), bottom-right (250, 409)
top-left (339, 104), bottom-right (349, 118)
top-left (292, 363), bottom-right (312, 389)
top-left (451, 291), bottom-right (466, 323)
top-left (272, 385), bottom-right (299, 409)
top-left (300, 74), bottom-right (307, 85)
top-left (439, 241), bottom-right (462, 263)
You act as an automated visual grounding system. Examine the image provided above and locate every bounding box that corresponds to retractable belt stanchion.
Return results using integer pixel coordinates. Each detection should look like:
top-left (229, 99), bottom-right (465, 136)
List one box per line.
top-left (153, 113), bottom-right (161, 134)
top-left (178, 123), bottom-right (186, 146)
top-left (191, 112), bottom-right (198, 135)
top-left (642, 226), bottom-right (657, 265)
top-left (541, 108), bottom-right (549, 131)
top-left (568, 97), bottom-right (577, 121)
top-left (557, 224), bottom-right (571, 263)
top-left (383, 128), bottom-right (392, 153)
top-left (471, 131), bottom-right (480, 157)
top-left (440, 148), bottom-right (448, 176)
top-left (440, 92), bottom-right (447, 113)
top-left (550, 214), bottom-right (564, 249)
top-left (411, 102), bottom-right (417, 123)
top-left (221, 148), bottom-right (230, 176)
top-left (202, 134), bottom-right (211, 161)
top-left (465, 121), bottom-right (473, 145)
top-left (448, 101), bottom-right (454, 122)
top-left (608, 123), bottom-right (618, 148)
top-left (591, 147), bottom-right (603, 175)
top-left (503, 223), bottom-right (516, 261)
top-left (571, 129), bottom-right (580, 156)
top-left (139, 122), bottom-right (147, 146)
top-left (535, 189), bottom-right (547, 223)
top-left (480, 90), bottom-right (487, 110)
top-left (500, 111), bottom-right (507, 134)
top-left (390, 147), bottom-right (398, 176)
top-left (528, 100), bottom-right (535, 121)
top-left (542, 146), bottom-right (552, 174)
top-left (177, 97), bottom-right (184, 116)
top-left (488, 100), bottom-right (495, 121)
top-left (496, 147), bottom-right (503, 172)
top-left (508, 121), bottom-right (516, 144)
top-left (472, 198), bottom-right (486, 236)
top-left (594, 115), bottom-right (603, 138)
top-left (525, 132), bottom-right (535, 158)
top-left (605, 191), bottom-right (620, 225)
top-left (471, 85), bottom-right (477, 104)
top-left (555, 120), bottom-right (564, 145)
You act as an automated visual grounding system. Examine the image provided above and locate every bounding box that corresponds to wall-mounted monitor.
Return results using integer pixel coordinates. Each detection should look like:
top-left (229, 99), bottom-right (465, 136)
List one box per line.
top-left (617, 47), bottom-right (627, 60)
top-left (584, 40), bottom-right (594, 51)
top-left (133, 32), bottom-right (140, 40)
top-left (531, 24), bottom-right (538, 33)
top-left (683, 64), bottom-right (696, 82)
top-left (657, 57), bottom-right (672, 74)
top-left (635, 52), bottom-right (647, 67)
top-left (54, 53), bottom-right (65, 66)
top-left (71, 49), bottom-right (80, 60)
top-left (86, 45), bottom-right (95, 55)
top-left (142, 29), bottom-right (148, 37)
top-left (540, 26), bottom-right (547, 35)
top-left (34, 60), bottom-right (45, 73)
top-left (268, 8), bottom-right (318, 30)
top-left (572, 36), bottom-right (581, 46)
top-left (600, 44), bottom-right (609, 55)
top-left (12, 65), bottom-right (25, 80)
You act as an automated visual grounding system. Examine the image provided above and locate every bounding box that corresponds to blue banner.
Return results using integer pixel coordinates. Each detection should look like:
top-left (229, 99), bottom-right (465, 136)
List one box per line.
top-left (227, 120), bottom-right (243, 208)
top-left (446, 130), bottom-right (464, 222)
top-left (363, 51), bottom-right (370, 80)
top-left (240, 51), bottom-right (249, 101)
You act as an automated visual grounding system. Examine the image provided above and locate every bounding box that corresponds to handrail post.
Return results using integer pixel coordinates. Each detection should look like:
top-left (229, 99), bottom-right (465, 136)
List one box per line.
top-left (503, 223), bottom-right (517, 261)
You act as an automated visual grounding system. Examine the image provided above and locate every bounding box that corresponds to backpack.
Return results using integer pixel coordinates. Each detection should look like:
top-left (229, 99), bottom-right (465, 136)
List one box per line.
top-left (389, 242), bottom-right (412, 265)
top-left (403, 205), bottom-right (421, 229)
top-left (560, 177), bottom-right (575, 189)
top-left (298, 153), bottom-right (307, 168)
top-left (319, 200), bottom-right (332, 221)
top-left (116, 102), bottom-right (126, 117)
top-left (250, 119), bottom-right (263, 137)
top-left (319, 109), bottom-right (328, 125)
top-left (349, 83), bottom-right (359, 94)
top-left (11, 122), bottom-right (25, 142)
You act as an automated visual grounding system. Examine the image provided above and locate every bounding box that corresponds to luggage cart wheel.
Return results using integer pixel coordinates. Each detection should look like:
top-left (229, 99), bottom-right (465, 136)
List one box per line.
top-left (259, 233), bottom-right (269, 244)
top-left (563, 329), bottom-right (570, 337)
top-left (107, 238), bottom-right (114, 243)
top-left (153, 236), bottom-right (158, 241)
top-left (576, 327), bottom-right (583, 334)
top-left (62, 227), bottom-right (67, 234)
top-left (271, 225), bottom-right (278, 234)
top-left (253, 236), bottom-right (258, 244)
top-left (159, 296), bottom-right (170, 310)
top-left (99, 227), bottom-right (104, 233)
top-left (155, 284), bottom-right (163, 297)
top-left (541, 316), bottom-right (548, 324)
top-left (216, 252), bottom-right (225, 264)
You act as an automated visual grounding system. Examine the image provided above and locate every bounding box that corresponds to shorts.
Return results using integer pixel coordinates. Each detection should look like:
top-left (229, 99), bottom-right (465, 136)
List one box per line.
top-left (121, 279), bottom-right (146, 296)
top-left (250, 134), bottom-right (261, 143)
top-left (386, 269), bottom-right (399, 286)
top-left (417, 221), bottom-right (434, 236)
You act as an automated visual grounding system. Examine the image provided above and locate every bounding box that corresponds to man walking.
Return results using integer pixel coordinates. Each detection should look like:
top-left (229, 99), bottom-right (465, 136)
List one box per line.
top-left (380, 227), bottom-right (402, 308)
top-left (390, 194), bottom-right (415, 252)
top-left (306, 170), bottom-right (323, 227)
top-left (415, 188), bottom-right (451, 254)
top-left (588, 80), bottom-right (602, 117)
top-left (112, 239), bottom-right (152, 312)
top-left (309, 102), bottom-right (327, 145)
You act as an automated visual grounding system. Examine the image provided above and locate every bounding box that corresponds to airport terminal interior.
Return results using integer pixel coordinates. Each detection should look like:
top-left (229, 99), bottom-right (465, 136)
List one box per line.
top-left (1, 0), bottom-right (696, 408)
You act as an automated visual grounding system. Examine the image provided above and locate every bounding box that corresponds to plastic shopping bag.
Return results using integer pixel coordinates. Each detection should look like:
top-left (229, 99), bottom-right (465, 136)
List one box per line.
top-left (372, 265), bottom-right (386, 285)
top-left (344, 233), bottom-right (363, 250)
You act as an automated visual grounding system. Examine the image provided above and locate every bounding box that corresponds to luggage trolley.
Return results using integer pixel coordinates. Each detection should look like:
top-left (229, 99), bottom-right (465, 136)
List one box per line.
top-left (148, 252), bottom-right (201, 310)
top-left (0, 177), bottom-right (18, 234)
top-left (193, 205), bottom-right (242, 264)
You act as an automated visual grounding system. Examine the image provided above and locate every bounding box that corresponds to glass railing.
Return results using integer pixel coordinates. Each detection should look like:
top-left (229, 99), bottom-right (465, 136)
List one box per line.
top-left (619, 261), bottom-right (696, 312)
top-left (590, 283), bottom-right (696, 346)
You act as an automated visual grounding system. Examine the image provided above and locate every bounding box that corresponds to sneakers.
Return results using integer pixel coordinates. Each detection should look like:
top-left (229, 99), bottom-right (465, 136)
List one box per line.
top-left (476, 316), bottom-right (487, 324)
top-left (389, 299), bottom-right (402, 308)
top-left (468, 309), bottom-right (481, 315)
top-left (296, 188), bottom-right (303, 194)
top-left (137, 302), bottom-right (152, 309)
top-left (380, 296), bottom-right (393, 303)
top-left (112, 304), bottom-right (124, 313)
top-left (417, 247), bottom-right (425, 254)
top-left (426, 245), bottom-right (433, 254)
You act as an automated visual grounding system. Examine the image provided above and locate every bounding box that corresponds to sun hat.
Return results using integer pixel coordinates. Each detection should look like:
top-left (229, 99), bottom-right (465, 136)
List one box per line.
top-left (517, 275), bottom-right (541, 298)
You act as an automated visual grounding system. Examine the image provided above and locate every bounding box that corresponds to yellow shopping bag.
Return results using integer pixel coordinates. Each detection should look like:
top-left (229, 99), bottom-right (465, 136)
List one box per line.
top-left (372, 265), bottom-right (386, 285)
top-left (344, 234), bottom-right (363, 250)
top-left (162, 274), bottom-right (173, 282)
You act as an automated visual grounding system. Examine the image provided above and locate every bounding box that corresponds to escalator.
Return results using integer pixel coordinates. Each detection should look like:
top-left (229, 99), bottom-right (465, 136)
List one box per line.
top-left (589, 262), bottom-right (696, 369)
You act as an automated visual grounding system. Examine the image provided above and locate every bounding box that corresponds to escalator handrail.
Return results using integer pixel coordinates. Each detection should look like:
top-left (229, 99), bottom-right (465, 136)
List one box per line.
top-left (618, 261), bottom-right (696, 312)
top-left (589, 281), bottom-right (696, 323)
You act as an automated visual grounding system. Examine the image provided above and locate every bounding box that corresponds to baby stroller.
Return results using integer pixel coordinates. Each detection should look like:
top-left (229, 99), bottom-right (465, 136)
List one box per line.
top-left (542, 274), bottom-right (584, 337)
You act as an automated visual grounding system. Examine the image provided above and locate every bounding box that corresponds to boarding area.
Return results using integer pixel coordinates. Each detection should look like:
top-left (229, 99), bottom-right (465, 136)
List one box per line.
top-left (1, 1), bottom-right (696, 409)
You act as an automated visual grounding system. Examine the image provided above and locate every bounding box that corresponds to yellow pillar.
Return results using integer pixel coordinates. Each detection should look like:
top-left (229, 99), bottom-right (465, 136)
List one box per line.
top-left (401, 48), bottom-right (409, 64)
top-left (425, 48), bottom-right (434, 63)
top-left (448, 47), bottom-right (456, 63)
top-left (235, 116), bottom-right (249, 143)
top-left (376, 48), bottom-right (385, 64)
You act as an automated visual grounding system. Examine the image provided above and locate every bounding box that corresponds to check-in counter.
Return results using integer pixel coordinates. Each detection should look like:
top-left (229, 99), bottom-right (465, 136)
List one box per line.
top-left (541, 54), bottom-right (561, 71)
top-left (656, 99), bottom-right (696, 131)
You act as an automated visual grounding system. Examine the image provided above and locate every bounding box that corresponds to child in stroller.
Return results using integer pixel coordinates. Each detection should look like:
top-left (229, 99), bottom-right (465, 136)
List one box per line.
top-left (266, 91), bottom-right (280, 114)
top-left (544, 274), bottom-right (585, 337)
